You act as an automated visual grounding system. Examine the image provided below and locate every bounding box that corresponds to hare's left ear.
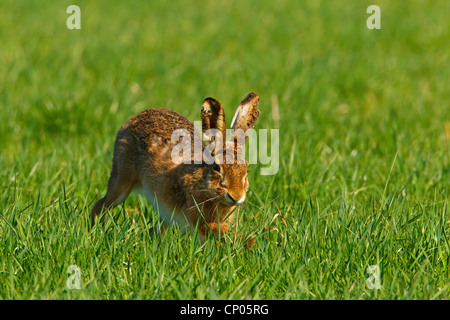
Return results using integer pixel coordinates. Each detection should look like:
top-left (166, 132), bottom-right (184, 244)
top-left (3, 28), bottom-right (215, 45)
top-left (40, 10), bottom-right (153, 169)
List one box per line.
top-left (230, 92), bottom-right (261, 142)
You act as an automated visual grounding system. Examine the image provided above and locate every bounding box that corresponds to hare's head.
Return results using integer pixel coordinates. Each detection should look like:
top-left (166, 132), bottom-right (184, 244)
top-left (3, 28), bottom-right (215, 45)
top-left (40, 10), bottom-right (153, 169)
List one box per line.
top-left (201, 93), bottom-right (260, 207)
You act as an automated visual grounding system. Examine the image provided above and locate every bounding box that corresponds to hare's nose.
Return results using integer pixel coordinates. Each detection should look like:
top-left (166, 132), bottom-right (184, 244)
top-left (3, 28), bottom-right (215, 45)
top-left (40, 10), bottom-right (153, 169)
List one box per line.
top-left (227, 193), bottom-right (246, 205)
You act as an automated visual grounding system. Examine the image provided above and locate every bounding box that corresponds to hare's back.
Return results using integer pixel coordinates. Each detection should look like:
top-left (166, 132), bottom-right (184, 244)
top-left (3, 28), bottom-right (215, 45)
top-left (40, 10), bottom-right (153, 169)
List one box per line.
top-left (115, 108), bottom-right (204, 167)
top-left (122, 108), bottom-right (195, 142)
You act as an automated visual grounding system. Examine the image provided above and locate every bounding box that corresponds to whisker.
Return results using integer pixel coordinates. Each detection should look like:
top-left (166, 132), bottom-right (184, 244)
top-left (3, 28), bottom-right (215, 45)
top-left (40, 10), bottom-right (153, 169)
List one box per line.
top-left (187, 194), bottom-right (221, 210)
top-left (210, 199), bottom-right (221, 216)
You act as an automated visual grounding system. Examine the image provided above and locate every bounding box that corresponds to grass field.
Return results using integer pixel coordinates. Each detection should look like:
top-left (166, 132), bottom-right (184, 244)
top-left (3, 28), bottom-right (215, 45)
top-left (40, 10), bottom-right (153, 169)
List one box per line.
top-left (1, 0), bottom-right (449, 300)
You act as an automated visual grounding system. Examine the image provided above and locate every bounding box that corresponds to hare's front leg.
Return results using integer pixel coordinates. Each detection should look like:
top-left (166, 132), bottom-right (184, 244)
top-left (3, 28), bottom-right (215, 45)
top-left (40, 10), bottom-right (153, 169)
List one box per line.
top-left (200, 222), bottom-right (255, 248)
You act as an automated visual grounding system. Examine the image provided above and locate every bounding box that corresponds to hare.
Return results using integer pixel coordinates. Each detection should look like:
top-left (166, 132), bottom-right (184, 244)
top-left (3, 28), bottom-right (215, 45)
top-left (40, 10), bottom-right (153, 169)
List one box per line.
top-left (90, 92), bottom-right (260, 247)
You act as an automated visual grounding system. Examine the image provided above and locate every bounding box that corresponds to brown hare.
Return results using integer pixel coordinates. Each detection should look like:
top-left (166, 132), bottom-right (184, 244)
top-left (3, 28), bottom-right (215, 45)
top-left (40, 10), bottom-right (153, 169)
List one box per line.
top-left (90, 93), bottom-right (260, 247)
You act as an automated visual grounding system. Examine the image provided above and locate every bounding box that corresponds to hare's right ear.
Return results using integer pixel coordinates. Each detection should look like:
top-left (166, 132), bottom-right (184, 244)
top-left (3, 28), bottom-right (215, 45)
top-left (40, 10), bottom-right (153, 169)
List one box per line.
top-left (201, 97), bottom-right (227, 145)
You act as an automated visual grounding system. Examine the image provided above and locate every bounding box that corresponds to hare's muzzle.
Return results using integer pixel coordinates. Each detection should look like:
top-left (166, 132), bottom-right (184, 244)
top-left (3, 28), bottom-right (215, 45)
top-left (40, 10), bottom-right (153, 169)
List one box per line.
top-left (225, 192), bottom-right (246, 206)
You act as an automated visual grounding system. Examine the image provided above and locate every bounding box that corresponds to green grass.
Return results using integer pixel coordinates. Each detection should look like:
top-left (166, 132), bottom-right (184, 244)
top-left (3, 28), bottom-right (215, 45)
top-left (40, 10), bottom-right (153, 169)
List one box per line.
top-left (1, 0), bottom-right (450, 299)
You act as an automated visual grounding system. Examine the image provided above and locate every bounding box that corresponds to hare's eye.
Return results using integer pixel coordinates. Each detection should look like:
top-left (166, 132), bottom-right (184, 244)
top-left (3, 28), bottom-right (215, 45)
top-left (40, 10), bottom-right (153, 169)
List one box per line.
top-left (213, 163), bottom-right (221, 173)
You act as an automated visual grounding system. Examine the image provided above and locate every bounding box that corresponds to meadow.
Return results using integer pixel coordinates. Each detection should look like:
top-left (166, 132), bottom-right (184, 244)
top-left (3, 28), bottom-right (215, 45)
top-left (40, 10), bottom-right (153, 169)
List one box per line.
top-left (0, 0), bottom-right (449, 299)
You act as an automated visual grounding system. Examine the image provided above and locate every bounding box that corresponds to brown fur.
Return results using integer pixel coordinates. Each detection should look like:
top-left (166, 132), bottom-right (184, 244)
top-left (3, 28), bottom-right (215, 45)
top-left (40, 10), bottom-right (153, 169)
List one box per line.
top-left (91, 93), bottom-right (260, 248)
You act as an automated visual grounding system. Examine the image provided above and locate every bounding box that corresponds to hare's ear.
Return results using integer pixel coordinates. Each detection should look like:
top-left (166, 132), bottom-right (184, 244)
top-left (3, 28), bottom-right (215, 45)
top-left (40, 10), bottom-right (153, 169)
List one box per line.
top-left (201, 97), bottom-right (227, 146)
top-left (230, 92), bottom-right (261, 141)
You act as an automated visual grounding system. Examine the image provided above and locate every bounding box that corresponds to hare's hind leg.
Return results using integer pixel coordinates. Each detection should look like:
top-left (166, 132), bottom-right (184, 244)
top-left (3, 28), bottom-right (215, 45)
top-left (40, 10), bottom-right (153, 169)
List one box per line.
top-left (90, 158), bottom-right (137, 226)
top-left (90, 182), bottom-right (135, 226)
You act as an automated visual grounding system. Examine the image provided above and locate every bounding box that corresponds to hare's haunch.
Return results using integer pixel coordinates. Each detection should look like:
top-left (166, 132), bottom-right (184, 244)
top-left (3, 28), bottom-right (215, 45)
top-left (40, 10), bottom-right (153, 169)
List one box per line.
top-left (91, 93), bottom-right (260, 247)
